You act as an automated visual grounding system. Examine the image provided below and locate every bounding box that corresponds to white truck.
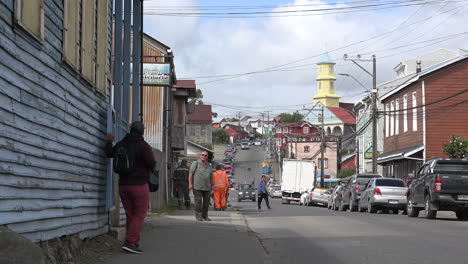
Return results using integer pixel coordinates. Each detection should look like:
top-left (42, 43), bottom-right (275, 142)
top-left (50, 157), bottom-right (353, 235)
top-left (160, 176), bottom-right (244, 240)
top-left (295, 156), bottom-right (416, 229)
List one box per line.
top-left (281, 159), bottom-right (316, 204)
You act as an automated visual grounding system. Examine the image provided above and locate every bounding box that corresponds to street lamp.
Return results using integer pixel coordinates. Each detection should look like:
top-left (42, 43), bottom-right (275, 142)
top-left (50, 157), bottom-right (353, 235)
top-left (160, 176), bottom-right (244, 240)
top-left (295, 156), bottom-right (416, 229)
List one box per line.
top-left (338, 73), bottom-right (369, 93)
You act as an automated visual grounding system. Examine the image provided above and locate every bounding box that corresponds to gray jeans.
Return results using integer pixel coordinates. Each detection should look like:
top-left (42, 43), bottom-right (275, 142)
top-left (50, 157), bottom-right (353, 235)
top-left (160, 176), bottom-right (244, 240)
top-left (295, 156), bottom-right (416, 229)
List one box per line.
top-left (193, 189), bottom-right (210, 219)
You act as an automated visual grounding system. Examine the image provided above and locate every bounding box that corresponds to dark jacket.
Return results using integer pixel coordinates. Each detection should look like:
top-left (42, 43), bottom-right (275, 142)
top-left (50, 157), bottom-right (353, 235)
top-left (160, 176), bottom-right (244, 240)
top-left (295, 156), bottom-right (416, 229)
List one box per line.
top-left (105, 133), bottom-right (156, 185)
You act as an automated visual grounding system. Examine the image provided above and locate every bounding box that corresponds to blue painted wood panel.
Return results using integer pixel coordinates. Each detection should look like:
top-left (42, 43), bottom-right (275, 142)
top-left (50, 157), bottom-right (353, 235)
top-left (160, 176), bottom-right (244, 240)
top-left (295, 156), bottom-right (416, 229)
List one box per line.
top-left (0, 0), bottom-right (114, 242)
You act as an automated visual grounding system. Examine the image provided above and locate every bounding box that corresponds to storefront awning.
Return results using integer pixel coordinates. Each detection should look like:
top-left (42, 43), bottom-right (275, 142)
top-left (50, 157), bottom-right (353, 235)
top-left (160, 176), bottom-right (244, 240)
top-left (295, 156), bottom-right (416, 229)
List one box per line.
top-left (377, 145), bottom-right (424, 164)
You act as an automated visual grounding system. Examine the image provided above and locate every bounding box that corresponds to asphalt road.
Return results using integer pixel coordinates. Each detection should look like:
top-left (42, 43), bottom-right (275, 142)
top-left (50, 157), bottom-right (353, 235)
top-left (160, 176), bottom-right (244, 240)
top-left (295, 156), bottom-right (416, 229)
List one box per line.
top-left (231, 145), bottom-right (468, 264)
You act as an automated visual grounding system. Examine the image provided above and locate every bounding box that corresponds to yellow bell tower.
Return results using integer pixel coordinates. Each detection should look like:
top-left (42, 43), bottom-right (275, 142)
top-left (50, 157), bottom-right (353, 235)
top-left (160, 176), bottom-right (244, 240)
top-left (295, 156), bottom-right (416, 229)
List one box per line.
top-left (313, 53), bottom-right (340, 107)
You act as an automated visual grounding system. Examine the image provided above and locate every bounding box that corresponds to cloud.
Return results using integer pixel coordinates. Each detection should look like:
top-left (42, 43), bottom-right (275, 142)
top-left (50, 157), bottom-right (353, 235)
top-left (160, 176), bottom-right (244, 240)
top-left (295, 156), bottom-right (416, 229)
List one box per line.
top-left (143, 0), bottom-right (468, 117)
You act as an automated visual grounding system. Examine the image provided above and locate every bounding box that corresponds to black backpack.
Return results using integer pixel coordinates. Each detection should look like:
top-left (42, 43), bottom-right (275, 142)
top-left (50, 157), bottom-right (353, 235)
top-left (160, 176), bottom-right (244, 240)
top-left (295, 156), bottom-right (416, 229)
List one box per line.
top-left (113, 140), bottom-right (136, 175)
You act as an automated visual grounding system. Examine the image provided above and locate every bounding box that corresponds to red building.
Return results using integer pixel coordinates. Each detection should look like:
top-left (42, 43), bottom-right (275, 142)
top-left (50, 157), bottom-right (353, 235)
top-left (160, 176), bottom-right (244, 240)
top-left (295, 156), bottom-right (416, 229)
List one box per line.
top-left (274, 121), bottom-right (319, 150)
top-left (224, 125), bottom-right (249, 143)
top-left (378, 54), bottom-right (468, 179)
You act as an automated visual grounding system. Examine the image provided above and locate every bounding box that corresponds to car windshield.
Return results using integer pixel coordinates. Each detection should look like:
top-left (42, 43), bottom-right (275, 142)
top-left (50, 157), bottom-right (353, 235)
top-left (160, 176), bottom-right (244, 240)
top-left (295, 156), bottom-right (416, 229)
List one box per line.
top-left (273, 186), bottom-right (281, 190)
top-left (434, 162), bottom-right (468, 173)
top-left (240, 184), bottom-right (253, 190)
top-left (356, 177), bottom-right (373, 185)
top-left (375, 179), bottom-right (405, 187)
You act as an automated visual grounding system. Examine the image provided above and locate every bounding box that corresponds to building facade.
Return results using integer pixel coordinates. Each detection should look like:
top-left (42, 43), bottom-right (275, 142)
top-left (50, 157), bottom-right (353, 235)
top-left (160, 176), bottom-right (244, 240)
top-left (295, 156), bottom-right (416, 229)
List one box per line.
top-left (187, 104), bottom-right (213, 145)
top-left (0, 0), bottom-right (113, 242)
top-left (286, 140), bottom-right (339, 177)
top-left (378, 54), bottom-right (468, 179)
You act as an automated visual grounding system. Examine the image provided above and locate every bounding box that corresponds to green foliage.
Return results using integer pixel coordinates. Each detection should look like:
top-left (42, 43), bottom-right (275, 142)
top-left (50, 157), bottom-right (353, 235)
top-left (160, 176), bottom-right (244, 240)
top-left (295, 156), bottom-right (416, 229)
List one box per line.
top-left (212, 112), bottom-right (218, 118)
top-left (212, 129), bottom-right (230, 144)
top-left (337, 168), bottom-right (356, 178)
top-left (199, 142), bottom-right (213, 150)
top-left (278, 111), bottom-right (304, 122)
top-left (443, 135), bottom-right (468, 158)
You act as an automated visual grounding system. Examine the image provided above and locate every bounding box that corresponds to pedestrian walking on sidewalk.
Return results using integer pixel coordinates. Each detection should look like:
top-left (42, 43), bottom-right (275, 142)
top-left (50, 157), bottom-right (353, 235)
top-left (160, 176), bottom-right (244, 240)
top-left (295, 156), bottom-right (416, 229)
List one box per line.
top-left (189, 151), bottom-right (214, 221)
top-left (173, 159), bottom-right (191, 209)
top-left (212, 164), bottom-right (230, 211)
top-left (105, 121), bottom-right (156, 254)
top-left (258, 175), bottom-right (271, 211)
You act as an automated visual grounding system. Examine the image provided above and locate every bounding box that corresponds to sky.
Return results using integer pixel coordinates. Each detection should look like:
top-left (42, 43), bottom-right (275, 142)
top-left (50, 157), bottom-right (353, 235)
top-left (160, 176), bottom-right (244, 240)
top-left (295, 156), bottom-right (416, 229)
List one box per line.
top-left (142, 0), bottom-right (468, 120)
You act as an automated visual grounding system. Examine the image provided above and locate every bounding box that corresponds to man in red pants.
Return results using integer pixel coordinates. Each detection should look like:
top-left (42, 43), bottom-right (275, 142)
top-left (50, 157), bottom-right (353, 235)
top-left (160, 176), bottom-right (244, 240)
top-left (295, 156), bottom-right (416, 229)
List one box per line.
top-left (212, 164), bottom-right (230, 211)
top-left (106, 121), bottom-right (156, 254)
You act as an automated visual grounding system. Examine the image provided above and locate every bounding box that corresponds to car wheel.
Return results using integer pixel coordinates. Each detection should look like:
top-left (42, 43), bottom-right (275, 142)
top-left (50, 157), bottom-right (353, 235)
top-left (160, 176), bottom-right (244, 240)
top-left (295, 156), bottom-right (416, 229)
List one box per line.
top-left (424, 195), bottom-right (437, 219)
top-left (368, 203), bottom-right (377, 214)
top-left (339, 202), bottom-right (347, 211)
top-left (455, 209), bottom-right (468, 220)
top-left (357, 201), bottom-right (365, 213)
top-left (252, 198), bottom-right (256, 202)
top-left (349, 197), bottom-right (358, 212)
top-left (407, 195), bottom-right (419, 218)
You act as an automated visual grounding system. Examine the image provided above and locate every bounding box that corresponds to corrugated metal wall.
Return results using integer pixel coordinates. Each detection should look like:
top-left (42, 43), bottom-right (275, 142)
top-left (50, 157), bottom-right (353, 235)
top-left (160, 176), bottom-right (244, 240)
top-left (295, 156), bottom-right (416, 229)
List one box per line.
top-left (143, 86), bottom-right (165, 150)
top-left (0, 0), bottom-right (113, 242)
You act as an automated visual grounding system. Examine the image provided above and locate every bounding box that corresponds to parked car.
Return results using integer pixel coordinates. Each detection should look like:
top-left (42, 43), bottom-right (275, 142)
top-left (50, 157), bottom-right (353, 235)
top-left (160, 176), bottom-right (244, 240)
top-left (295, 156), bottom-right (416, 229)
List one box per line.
top-left (225, 170), bottom-right (233, 179)
top-left (300, 186), bottom-right (314, 206)
top-left (237, 184), bottom-right (256, 202)
top-left (340, 174), bottom-right (383, 211)
top-left (308, 188), bottom-right (331, 207)
top-left (223, 158), bottom-right (233, 165)
top-left (254, 141), bottom-right (262, 146)
top-left (224, 165), bottom-right (233, 174)
top-left (406, 158), bottom-right (468, 220)
top-left (328, 185), bottom-right (344, 210)
top-left (269, 185), bottom-right (282, 198)
top-left (359, 178), bottom-right (407, 214)
top-left (268, 183), bottom-right (280, 193)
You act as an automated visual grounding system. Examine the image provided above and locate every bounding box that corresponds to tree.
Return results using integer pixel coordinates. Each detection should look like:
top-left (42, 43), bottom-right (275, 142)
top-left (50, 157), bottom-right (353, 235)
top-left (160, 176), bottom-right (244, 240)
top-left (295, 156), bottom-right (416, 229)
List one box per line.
top-left (196, 89), bottom-right (204, 104)
top-left (277, 111), bottom-right (304, 122)
top-left (337, 168), bottom-right (356, 178)
top-left (212, 129), bottom-right (230, 144)
top-left (443, 135), bottom-right (468, 158)
top-left (212, 112), bottom-right (218, 118)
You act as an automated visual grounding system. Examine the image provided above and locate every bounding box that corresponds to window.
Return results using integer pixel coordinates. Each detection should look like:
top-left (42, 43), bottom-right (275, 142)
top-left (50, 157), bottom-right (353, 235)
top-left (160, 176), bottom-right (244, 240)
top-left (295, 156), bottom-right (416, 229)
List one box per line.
top-left (318, 82), bottom-right (322, 90)
top-left (201, 126), bottom-right (206, 136)
top-left (64, 0), bottom-right (80, 70)
top-left (318, 113), bottom-right (323, 123)
top-left (358, 109), bottom-right (364, 119)
top-left (15, 0), bottom-right (44, 40)
top-left (412, 92), bottom-right (417, 131)
top-left (330, 82), bottom-right (335, 91)
top-left (283, 127), bottom-right (289, 133)
top-left (395, 99), bottom-right (400, 135)
top-left (81, 0), bottom-right (96, 84)
top-left (329, 65), bottom-right (334, 73)
top-left (303, 126), bottom-right (309, 134)
top-left (403, 95), bottom-right (408, 132)
top-left (318, 158), bottom-right (328, 169)
top-left (385, 104), bottom-right (389, 137)
top-left (304, 146), bottom-right (310, 153)
top-left (277, 127), bottom-right (282, 133)
top-left (390, 101), bottom-right (394, 136)
top-left (63, 0), bottom-right (108, 92)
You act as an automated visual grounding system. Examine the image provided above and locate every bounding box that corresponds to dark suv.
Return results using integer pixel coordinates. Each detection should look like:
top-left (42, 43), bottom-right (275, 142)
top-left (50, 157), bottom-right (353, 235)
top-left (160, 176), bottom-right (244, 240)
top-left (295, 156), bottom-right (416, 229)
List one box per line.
top-left (340, 174), bottom-right (383, 211)
top-left (407, 158), bottom-right (468, 220)
top-left (237, 184), bottom-right (256, 202)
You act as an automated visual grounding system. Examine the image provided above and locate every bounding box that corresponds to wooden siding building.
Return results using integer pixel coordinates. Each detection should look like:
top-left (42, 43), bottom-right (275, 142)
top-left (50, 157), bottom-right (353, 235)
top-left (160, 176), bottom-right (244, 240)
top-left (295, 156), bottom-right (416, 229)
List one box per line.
top-left (378, 54), bottom-right (468, 179)
top-left (0, 0), bottom-right (113, 242)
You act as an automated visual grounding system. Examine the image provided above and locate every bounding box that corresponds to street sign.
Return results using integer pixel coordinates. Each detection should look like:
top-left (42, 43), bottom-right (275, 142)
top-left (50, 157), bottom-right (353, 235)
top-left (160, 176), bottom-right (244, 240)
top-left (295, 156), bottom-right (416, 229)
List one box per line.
top-left (364, 146), bottom-right (373, 159)
top-left (130, 63), bottom-right (172, 86)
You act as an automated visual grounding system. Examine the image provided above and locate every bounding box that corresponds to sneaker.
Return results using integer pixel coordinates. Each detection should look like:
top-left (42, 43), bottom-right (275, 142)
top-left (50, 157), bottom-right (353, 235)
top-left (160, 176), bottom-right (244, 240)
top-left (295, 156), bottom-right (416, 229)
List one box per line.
top-left (196, 217), bottom-right (203, 221)
top-left (122, 243), bottom-right (143, 254)
top-left (203, 217), bottom-right (212, 221)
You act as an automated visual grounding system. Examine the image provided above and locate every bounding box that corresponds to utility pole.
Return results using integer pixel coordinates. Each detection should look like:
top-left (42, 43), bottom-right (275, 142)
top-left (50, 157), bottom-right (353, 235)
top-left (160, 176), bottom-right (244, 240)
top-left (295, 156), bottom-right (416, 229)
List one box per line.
top-left (371, 55), bottom-right (378, 174)
top-left (320, 104), bottom-right (325, 188)
top-left (344, 54), bottom-right (378, 173)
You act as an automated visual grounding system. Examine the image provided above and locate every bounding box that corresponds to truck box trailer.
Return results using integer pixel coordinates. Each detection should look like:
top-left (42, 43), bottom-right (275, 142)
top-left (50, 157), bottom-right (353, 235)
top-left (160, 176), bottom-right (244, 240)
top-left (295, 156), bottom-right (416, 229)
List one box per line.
top-left (281, 159), bottom-right (316, 204)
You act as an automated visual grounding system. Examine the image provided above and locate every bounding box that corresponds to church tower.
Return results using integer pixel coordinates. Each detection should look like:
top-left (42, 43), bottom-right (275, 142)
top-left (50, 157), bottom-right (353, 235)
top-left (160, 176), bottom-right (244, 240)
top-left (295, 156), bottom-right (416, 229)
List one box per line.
top-left (313, 53), bottom-right (340, 107)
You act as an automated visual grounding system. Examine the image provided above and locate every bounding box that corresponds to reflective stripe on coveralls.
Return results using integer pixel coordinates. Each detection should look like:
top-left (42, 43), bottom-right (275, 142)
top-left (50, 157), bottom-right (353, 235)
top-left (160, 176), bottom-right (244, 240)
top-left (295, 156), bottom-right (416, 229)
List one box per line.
top-left (212, 171), bottom-right (228, 209)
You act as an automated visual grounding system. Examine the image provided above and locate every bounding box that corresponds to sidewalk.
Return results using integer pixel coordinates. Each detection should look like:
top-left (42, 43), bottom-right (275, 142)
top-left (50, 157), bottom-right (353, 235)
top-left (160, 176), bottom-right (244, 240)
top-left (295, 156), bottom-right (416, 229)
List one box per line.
top-left (103, 208), bottom-right (266, 264)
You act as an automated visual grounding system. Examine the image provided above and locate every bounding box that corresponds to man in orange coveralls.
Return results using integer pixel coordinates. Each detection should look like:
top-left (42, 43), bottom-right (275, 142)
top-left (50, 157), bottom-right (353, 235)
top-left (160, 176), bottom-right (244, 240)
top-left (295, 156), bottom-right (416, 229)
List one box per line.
top-left (212, 164), bottom-right (230, 211)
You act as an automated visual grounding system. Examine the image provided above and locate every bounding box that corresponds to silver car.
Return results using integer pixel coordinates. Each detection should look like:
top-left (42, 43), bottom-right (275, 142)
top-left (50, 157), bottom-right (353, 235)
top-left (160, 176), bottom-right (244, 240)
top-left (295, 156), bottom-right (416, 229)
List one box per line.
top-left (359, 178), bottom-right (408, 214)
top-left (328, 185), bottom-right (343, 210)
top-left (309, 188), bottom-right (331, 207)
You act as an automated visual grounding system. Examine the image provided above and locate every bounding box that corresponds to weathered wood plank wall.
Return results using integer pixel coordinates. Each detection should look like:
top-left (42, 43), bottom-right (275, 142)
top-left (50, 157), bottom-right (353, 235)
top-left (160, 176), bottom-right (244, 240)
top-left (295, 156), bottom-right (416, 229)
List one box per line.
top-left (0, 0), bottom-right (113, 242)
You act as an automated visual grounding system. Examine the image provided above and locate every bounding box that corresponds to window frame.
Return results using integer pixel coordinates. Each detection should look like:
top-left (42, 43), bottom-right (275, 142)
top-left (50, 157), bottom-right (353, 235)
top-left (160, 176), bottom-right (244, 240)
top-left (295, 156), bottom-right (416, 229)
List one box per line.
top-left (304, 146), bottom-right (310, 153)
top-left (303, 126), bottom-right (309, 134)
top-left (403, 94), bottom-right (408, 132)
top-left (15, 0), bottom-right (45, 42)
top-left (395, 99), bottom-right (400, 135)
top-left (412, 92), bottom-right (417, 131)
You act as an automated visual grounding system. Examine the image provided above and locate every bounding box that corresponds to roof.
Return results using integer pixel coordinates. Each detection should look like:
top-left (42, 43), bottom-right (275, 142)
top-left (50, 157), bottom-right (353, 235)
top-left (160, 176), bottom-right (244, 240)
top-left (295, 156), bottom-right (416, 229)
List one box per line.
top-left (339, 102), bottom-right (355, 113)
top-left (318, 52), bottom-right (335, 64)
top-left (377, 145), bottom-right (424, 163)
top-left (275, 121), bottom-right (313, 127)
top-left (188, 104), bottom-right (212, 123)
top-left (186, 140), bottom-right (214, 153)
top-left (342, 153), bottom-right (356, 163)
top-left (173, 80), bottom-right (196, 89)
top-left (327, 107), bottom-right (356, 125)
top-left (381, 54), bottom-right (468, 101)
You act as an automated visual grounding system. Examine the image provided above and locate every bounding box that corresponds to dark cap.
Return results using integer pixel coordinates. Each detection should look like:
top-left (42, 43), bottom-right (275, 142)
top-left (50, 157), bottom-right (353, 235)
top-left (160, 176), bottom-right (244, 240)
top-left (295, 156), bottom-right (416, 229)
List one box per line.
top-left (130, 121), bottom-right (145, 135)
